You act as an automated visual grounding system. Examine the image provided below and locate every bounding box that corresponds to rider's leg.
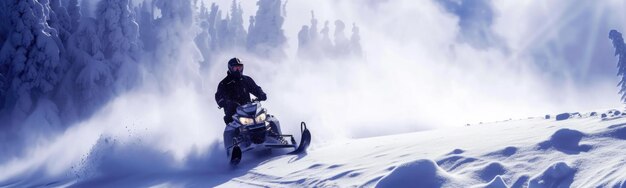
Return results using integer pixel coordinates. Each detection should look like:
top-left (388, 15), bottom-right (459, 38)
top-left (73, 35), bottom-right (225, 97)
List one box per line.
top-left (223, 104), bottom-right (237, 124)
top-left (223, 104), bottom-right (238, 155)
top-left (223, 124), bottom-right (239, 156)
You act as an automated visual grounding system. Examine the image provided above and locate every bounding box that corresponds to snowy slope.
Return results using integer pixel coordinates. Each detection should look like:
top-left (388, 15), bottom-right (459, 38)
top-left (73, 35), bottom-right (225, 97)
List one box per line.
top-left (2, 109), bottom-right (626, 187)
top-left (211, 110), bottom-right (626, 187)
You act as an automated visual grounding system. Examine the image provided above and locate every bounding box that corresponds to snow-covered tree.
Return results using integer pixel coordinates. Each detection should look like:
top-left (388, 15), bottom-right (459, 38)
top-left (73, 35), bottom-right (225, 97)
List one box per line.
top-left (198, 1), bottom-right (208, 18)
top-left (297, 11), bottom-right (327, 60)
top-left (333, 20), bottom-right (350, 58)
top-left (230, 0), bottom-right (247, 48)
top-left (350, 23), bottom-right (362, 57)
top-left (96, 0), bottom-right (139, 61)
top-left (67, 0), bottom-right (81, 33)
top-left (609, 30), bottom-right (626, 103)
top-left (297, 25), bottom-right (310, 58)
top-left (320, 21), bottom-right (333, 56)
top-left (56, 0), bottom-right (141, 117)
top-left (194, 0), bottom-right (248, 65)
top-left (194, 1), bottom-right (218, 66)
top-left (281, 0), bottom-right (288, 17)
top-left (95, 0), bottom-right (140, 92)
top-left (151, 0), bottom-right (203, 87)
top-left (0, 0), bottom-right (62, 120)
top-left (0, 3), bottom-right (10, 106)
top-left (200, 0), bottom-right (247, 52)
top-left (247, 0), bottom-right (287, 59)
top-left (49, 0), bottom-right (72, 42)
top-left (216, 11), bottom-right (232, 50)
top-left (309, 11), bottom-right (319, 45)
top-left (80, 0), bottom-right (94, 18)
top-left (0, 0), bottom-right (11, 46)
top-left (66, 17), bottom-right (109, 110)
top-left (208, 3), bottom-right (220, 52)
top-left (247, 15), bottom-right (256, 51)
top-left (195, 16), bottom-right (212, 66)
top-left (297, 15), bottom-right (362, 60)
top-left (136, 1), bottom-right (157, 52)
top-left (47, 0), bottom-right (73, 83)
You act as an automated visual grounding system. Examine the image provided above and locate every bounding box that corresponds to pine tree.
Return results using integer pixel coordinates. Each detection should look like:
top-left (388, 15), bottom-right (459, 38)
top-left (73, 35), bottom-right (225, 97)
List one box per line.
top-left (67, 0), bottom-right (81, 33)
top-left (208, 3), bottom-right (220, 52)
top-left (609, 30), bottom-right (626, 103)
top-left (0, 0), bottom-right (10, 46)
top-left (96, 0), bottom-right (139, 61)
top-left (247, 15), bottom-right (256, 51)
top-left (320, 20), bottom-right (333, 57)
top-left (306, 11), bottom-right (322, 60)
top-left (152, 0), bottom-right (203, 87)
top-left (216, 10), bottom-right (231, 50)
top-left (297, 25), bottom-right (310, 58)
top-left (80, 0), bottom-right (93, 18)
top-left (247, 0), bottom-right (286, 59)
top-left (0, 1), bottom-right (10, 106)
top-left (0, 0), bottom-right (62, 119)
top-left (309, 11), bottom-right (319, 43)
top-left (195, 2), bottom-right (212, 66)
top-left (230, 0), bottom-right (247, 48)
top-left (95, 0), bottom-right (140, 92)
top-left (49, 0), bottom-right (72, 42)
top-left (333, 20), bottom-right (350, 58)
top-left (63, 14), bottom-right (111, 117)
top-left (350, 23), bottom-right (362, 57)
top-left (136, 1), bottom-right (157, 52)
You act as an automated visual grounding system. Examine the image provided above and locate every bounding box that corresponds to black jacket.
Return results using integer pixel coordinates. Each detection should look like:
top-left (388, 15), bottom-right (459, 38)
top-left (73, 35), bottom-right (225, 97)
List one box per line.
top-left (215, 72), bottom-right (267, 109)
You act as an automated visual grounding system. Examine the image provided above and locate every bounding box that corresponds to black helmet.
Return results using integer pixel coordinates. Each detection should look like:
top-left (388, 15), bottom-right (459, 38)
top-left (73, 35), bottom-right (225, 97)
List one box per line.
top-left (228, 57), bottom-right (244, 76)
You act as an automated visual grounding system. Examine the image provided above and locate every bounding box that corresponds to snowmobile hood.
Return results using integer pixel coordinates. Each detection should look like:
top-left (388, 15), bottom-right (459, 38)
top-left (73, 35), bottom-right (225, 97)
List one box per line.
top-left (236, 102), bottom-right (265, 118)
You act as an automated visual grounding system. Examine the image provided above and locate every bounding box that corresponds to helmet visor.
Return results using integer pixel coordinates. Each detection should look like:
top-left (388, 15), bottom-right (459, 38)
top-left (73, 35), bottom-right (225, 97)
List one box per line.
top-left (231, 65), bottom-right (244, 72)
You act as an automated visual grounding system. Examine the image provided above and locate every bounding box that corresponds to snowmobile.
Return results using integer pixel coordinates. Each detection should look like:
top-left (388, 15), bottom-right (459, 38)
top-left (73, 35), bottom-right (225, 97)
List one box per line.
top-left (224, 101), bottom-right (311, 165)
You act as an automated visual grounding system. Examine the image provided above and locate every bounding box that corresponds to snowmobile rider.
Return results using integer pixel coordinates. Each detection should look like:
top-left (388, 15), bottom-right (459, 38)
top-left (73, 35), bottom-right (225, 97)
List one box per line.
top-left (215, 57), bottom-right (267, 124)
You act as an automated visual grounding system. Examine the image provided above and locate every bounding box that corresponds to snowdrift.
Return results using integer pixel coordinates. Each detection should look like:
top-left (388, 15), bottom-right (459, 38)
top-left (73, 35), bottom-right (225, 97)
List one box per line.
top-left (2, 109), bottom-right (626, 187)
top-left (216, 109), bottom-right (626, 187)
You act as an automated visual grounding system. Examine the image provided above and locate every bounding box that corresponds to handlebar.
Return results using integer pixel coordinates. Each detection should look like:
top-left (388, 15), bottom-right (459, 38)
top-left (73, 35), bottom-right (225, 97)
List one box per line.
top-left (218, 99), bottom-right (263, 109)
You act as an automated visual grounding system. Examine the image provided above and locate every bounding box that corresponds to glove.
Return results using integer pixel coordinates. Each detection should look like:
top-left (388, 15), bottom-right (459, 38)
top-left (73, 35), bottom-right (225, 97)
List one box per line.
top-left (253, 96), bottom-right (266, 102)
top-left (257, 95), bottom-right (267, 101)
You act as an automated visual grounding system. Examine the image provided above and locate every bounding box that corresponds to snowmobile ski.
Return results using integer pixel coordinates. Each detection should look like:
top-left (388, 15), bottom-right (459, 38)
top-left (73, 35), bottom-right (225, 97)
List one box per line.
top-left (288, 122), bottom-right (311, 154)
top-left (230, 145), bottom-right (242, 165)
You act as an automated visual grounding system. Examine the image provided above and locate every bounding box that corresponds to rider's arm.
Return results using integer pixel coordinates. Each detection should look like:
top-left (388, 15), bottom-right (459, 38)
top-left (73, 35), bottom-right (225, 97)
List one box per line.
top-left (246, 77), bottom-right (267, 101)
top-left (215, 82), bottom-right (228, 107)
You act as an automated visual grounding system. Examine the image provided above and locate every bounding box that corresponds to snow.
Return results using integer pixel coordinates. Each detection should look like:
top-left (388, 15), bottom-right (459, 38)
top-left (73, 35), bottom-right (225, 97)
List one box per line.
top-left (1, 0), bottom-right (626, 187)
top-left (210, 111), bottom-right (626, 187)
top-left (2, 108), bottom-right (625, 187)
top-left (376, 159), bottom-right (468, 187)
top-left (528, 162), bottom-right (576, 188)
